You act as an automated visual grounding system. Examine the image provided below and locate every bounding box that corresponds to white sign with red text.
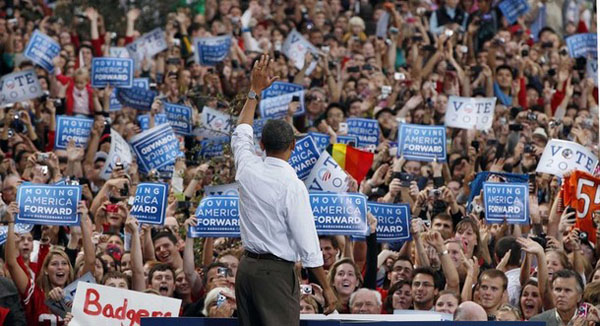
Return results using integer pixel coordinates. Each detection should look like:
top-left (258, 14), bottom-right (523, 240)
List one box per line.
top-left (70, 282), bottom-right (181, 326)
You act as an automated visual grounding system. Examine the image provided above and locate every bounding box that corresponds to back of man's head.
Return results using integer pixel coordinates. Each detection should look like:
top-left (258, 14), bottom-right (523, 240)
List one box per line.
top-left (494, 236), bottom-right (521, 267)
top-left (261, 120), bottom-right (295, 154)
top-left (454, 301), bottom-right (488, 321)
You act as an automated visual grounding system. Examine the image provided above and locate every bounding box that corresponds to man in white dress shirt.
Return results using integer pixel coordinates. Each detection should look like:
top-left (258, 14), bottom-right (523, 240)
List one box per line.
top-left (232, 55), bottom-right (336, 326)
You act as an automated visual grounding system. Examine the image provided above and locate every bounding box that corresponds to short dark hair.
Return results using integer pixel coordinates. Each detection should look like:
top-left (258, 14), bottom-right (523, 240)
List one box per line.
top-left (495, 64), bottom-right (514, 77)
top-left (494, 236), bottom-right (521, 267)
top-left (102, 271), bottom-right (131, 288)
top-left (552, 269), bottom-right (584, 294)
top-left (412, 267), bottom-right (441, 290)
top-left (319, 235), bottom-right (340, 249)
top-left (261, 119), bottom-right (295, 153)
top-left (148, 263), bottom-right (175, 282)
top-left (479, 269), bottom-right (508, 290)
top-left (152, 231), bottom-right (177, 245)
top-left (202, 262), bottom-right (228, 286)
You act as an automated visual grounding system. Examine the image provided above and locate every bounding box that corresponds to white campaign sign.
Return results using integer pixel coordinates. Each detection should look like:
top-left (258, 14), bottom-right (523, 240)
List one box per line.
top-left (536, 139), bottom-right (598, 176)
top-left (100, 129), bottom-right (133, 180)
top-left (445, 96), bottom-right (496, 130)
top-left (282, 29), bottom-right (319, 72)
top-left (304, 151), bottom-right (349, 193)
top-left (70, 282), bottom-right (181, 326)
top-left (126, 28), bottom-right (168, 65)
top-left (200, 106), bottom-right (235, 137)
top-left (0, 70), bottom-right (44, 106)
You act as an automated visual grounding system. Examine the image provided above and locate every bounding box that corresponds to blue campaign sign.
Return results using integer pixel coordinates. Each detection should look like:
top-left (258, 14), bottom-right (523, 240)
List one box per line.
top-left (137, 114), bottom-right (168, 131)
top-left (498, 0), bottom-right (530, 24)
top-left (195, 35), bottom-right (232, 66)
top-left (367, 202), bottom-right (411, 242)
top-left (130, 124), bottom-right (181, 173)
top-left (308, 132), bottom-right (330, 153)
top-left (310, 192), bottom-right (369, 236)
top-left (130, 183), bottom-right (168, 225)
top-left (91, 58), bottom-right (134, 88)
top-left (398, 124), bottom-right (446, 162)
top-left (163, 102), bottom-right (193, 136)
top-left (54, 116), bottom-right (94, 149)
top-left (289, 136), bottom-right (320, 180)
top-left (346, 118), bottom-right (380, 149)
top-left (16, 184), bottom-right (81, 226)
top-left (253, 118), bottom-right (267, 140)
top-left (566, 33), bottom-right (598, 58)
top-left (483, 182), bottom-right (529, 224)
top-left (133, 78), bottom-right (150, 89)
top-left (24, 30), bottom-right (61, 73)
top-left (110, 78), bottom-right (149, 111)
top-left (308, 132), bottom-right (358, 154)
top-left (189, 196), bottom-right (240, 238)
top-left (259, 81), bottom-right (305, 119)
top-left (116, 86), bottom-right (156, 110)
top-left (200, 137), bottom-right (229, 158)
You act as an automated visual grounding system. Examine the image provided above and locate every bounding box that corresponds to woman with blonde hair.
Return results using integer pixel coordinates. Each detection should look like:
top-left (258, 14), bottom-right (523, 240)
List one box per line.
top-left (327, 258), bottom-right (363, 313)
top-left (5, 201), bottom-right (95, 325)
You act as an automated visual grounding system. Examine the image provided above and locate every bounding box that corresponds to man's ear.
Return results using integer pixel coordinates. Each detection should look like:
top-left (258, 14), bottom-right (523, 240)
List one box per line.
top-left (259, 139), bottom-right (265, 151)
top-left (289, 138), bottom-right (296, 151)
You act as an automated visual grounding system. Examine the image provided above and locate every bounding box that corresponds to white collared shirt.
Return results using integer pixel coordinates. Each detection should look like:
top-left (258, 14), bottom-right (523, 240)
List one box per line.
top-left (231, 123), bottom-right (323, 268)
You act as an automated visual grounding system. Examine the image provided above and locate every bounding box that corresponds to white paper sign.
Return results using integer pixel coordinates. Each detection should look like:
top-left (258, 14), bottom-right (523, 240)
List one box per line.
top-left (445, 96), bottom-right (496, 130)
top-left (109, 47), bottom-right (130, 58)
top-left (304, 151), bottom-right (349, 193)
top-left (536, 139), bottom-right (598, 176)
top-left (200, 106), bottom-right (235, 137)
top-left (282, 29), bottom-right (319, 71)
top-left (70, 282), bottom-right (181, 326)
top-left (126, 28), bottom-right (168, 65)
top-left (587, 59), bottom-right (598, 86)
top-left (0, 70), bottom-right (44, 106)
top-left (100, 129), bottom-right (133, 180)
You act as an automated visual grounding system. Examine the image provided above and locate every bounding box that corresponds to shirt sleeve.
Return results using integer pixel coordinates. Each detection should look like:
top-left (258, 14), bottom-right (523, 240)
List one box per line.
top-left (285, 183), bottom-right (323, 268)
top-left (231, 124), bottom-right (261, 176)
top-left (429, 12), bottom-right (443, 35)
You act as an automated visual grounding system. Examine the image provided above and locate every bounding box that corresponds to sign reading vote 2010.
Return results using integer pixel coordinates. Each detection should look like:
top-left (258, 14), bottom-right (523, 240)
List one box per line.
top-left (310, 192), bottom-right (368, 236)
top-left (16, 184), bottom-right (81, 226)
top-left (445, 96), bottom-right (496, 130)
top-left (483, 182), bottom-right (529, 224)
top-left (367, 202), bottom-right (411, 242)
top-left (91, 58), bottom-right (134, 88)
top-left (189, 196), bottom-right (240, 238)
top-left (129, 183), bottom-right (168, 225)
top-left (24, 30), bottom-right (61, 73)
top-left (398, 124), bottom-right (446, 162)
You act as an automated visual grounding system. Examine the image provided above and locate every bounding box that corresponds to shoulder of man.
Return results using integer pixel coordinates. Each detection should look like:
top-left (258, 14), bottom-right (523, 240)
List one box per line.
top-left (0, 277), bottom-right (19, 299)
top-left (529, 309), bottom-right (556, 322)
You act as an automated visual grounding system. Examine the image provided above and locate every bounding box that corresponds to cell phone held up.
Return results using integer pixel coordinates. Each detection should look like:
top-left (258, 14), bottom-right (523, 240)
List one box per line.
top-left (393, 172), bottom-right (413, 187)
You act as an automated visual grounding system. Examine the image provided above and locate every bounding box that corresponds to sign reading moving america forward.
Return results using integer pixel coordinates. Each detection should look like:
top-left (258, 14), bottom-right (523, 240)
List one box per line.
top-left (24, 30), bottom-right (61, 73)
top-left (310, 192), bottom-right (369, 236)
top-left (54, 116), bottom-right (94, 149)
top-left (188, 196), bottom-right (240, 238)
top-left (130, 124), bottom-right (181, 173)
top-left (398, 124), bottom-right (446, 162)
top-left (16, 184), bottom-right (81, 226)
top-left (483, 182), bottom-right (529, 224)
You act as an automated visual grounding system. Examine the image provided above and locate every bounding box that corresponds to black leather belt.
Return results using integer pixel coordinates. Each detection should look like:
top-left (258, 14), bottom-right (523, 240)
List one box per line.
top-left (244, 250), bottom-right (292, 263)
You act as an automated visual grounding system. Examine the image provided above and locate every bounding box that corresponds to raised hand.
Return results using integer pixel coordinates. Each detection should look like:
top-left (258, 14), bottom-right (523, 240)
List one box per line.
top-left (250, 54), bottom-right (277, 93)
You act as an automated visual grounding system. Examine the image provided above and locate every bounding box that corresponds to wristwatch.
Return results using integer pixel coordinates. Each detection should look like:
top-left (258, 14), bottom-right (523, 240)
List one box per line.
top-left (247, 90), bottom-right (258, 100)
top-left (439, 249), bottom-right (449, 256)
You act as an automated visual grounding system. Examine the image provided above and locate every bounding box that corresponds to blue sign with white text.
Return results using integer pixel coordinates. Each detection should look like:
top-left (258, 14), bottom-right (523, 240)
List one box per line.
top-left (110, 78), bottom-right (150, 111)
top-left (91, 58), bottom-right (134, 88)
top-left (163, 102), bottom-right (193, 136)
top-left (367, 202), bottom-right (411, 242)
top-left (498, 0), bottom-right (530, 24)
top-left (130, 124), bottom-right (181, 173)
top-left (566, 33), bottom-right (598, 59)
top-left (259, 82), bottom-right (305, 119)
top-left (347, 118), bottom-right (379, 149)
top-left (195, 35), bottom-right (232, 66)
top-left (116, 86), bottom-right (156, 110)
top-left (16, 184), bottom-right (81, 225)
top-left (483, 182), bottom-right (529, 224)
top-left (24, 30), bottom-right (61, 73)
top-left (289, 136), bottom-right (320, 180)
top-left (200, 137), bottom-right (229, 158)
top-left (54, 116), bottom-right (94, 149)
top-left (308, 132), bottom-right (359, 154)
top-left (130, 183), bottom-right (168, 225)
top-left (398, 124), bottom-right (446, 162)
top-left (189, 196), bottom-right (240, 237)
top-left (253, 118), bottom-right (267, 140)
top-left (138, 114), bottom-right (168, 131)
top-left (310, 192), bottom-right (368, 236)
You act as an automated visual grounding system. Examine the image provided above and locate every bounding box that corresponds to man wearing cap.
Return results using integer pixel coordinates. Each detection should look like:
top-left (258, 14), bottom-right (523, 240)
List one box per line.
top-left (232, 55), bottom-right (336, 326)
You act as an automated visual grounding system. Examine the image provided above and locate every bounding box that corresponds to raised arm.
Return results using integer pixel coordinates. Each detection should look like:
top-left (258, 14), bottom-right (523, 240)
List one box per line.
top-left (4, 202), bottom-right (29, 296)
top-left (125, 215), bottom-right (146, 291)
top-left (237, 54), bottom-right (276, 126)
top-left (183, 216), bottom-right (204, 294)
top-left (79, 201), bottom-right (96, 275)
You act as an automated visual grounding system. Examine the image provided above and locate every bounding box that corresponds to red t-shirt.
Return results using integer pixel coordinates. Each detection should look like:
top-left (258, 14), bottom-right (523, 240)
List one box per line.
top-left (18, 257), bottom-right (64, 326)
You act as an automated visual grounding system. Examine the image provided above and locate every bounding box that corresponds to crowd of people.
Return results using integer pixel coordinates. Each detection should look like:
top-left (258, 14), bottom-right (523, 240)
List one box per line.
top-left (0, 0), bottom-right (598, 325)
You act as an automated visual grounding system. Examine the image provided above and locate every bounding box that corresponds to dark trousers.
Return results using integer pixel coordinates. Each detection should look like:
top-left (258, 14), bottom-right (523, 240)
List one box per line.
top-left (235, 255), bottom-right (299, 326)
